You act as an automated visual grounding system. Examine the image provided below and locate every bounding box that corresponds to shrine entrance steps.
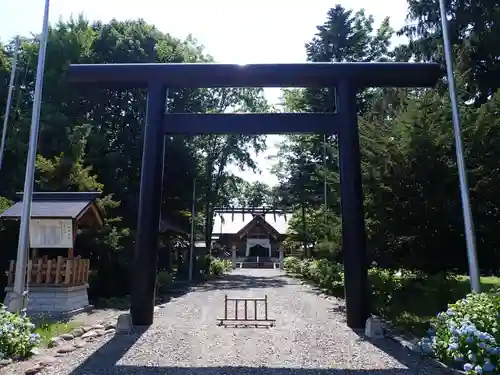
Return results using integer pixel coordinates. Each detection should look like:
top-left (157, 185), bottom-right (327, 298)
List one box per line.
top-left (234, 257), bottom-right (277, 269)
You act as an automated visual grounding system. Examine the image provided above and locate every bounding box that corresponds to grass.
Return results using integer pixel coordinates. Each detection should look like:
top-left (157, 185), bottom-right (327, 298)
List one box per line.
top-left (93, 296), bottom-right (131, 310)
top-left (35, 320), bottom-right (79, 346)
top-left (286, 261), bottom-right (500, 338)
top-left (377, 274), bottom-right (500, 337)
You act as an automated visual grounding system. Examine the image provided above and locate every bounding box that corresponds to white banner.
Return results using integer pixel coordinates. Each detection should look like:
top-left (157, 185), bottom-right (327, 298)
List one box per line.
top-left (29, 218), bottom-right (74, 248)
top-left (245, 238), bottom-right (271, 257)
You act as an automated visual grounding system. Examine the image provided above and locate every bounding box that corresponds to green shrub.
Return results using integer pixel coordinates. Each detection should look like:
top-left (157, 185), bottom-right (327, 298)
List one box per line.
top-left (209, 259), bottom-right (225, 276)
top-left (299, 259), bottom-right (311, 278)
top-left (156, 270), bottom-right (173, 294)
top-left (203, 256), bottom-right (232, 277)
top-left (306, 258), bottom-right (343, 291)
top-left (419, 292), bottom-right (500, 374)
top-left (284, 257), bottom-right (344, 295)
top-left (0, 305), bottom-right (40, 359)
top-left (284, 256), bottom-right (300, 273)
top-left (368, 268), bottom-right (403, 314)
top-left (221, 259), bottom-right (232, 272)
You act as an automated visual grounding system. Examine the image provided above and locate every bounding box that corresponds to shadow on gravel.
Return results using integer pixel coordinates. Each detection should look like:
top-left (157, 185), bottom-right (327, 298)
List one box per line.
top-left (352, 331), bottom-right (446, 375)
top-left (66, 329), bottom-right (442, 375)
top-left (197, 273), bottom-right (288, 291)
top-left (159, 273), bottom-right (288, 303)
top-left (70, 364), bottom-right (436, 375)
top-left (108, 366), bottom-right (437, 375)
top-left (67, 328), bottom-right (146, 374)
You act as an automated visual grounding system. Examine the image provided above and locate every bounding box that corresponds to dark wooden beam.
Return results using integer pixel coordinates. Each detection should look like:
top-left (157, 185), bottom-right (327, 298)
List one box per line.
top-left (164, 113), bottom-right (339, 135)
top-left (68, 62), bottom-right (442, 89)
top-left (130, 84), bottom-right (167, 326)
top-left (337, 80), bottom-right (369, 329)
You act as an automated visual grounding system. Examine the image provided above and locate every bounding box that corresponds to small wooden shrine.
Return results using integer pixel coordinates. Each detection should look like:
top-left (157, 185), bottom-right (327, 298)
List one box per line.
top-left (1, 192), bottom-right (103, 319)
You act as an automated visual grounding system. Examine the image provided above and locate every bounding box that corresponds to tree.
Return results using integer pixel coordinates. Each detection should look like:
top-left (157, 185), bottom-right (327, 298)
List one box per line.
top-left (192, 88), bottom-right (269, 251)
top-left (0, 15), bottom-right (272, 297)
top-left (401, 0), bottom-right (500, 106)
top-left (235, 181), bottom-right (273, 207)
top-left (276, 2), bottom-right (500, 277)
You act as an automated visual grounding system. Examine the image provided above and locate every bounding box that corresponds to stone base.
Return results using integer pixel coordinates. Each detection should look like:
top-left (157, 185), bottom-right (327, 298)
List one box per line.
top-left (4, 284), bottom-right (92, 321)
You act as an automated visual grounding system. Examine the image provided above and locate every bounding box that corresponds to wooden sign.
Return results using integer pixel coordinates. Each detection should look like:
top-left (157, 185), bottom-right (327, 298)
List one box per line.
top-left (29, 219), bottom-right (74, 248)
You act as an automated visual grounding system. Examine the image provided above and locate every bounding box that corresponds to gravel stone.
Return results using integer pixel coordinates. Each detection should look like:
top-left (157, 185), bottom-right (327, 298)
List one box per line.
top-left (37, 356), bottom-right (57, 366)
top-left (71, 328), bottom-right (84, 337)
top-left (0, 359), bottom-right (12, 367)
top-left (81, 331), bottom-right (99, 339)
top-left (14, 269), bottom-right (445, 375)
top-left (47, 337), bottom-right (63, 348)
top-left (59, 333), bottom-right (74, 341)
top-left (24, 364), bottom-right (43, 374)
top-left (56, 345), bottom-right (76, 354)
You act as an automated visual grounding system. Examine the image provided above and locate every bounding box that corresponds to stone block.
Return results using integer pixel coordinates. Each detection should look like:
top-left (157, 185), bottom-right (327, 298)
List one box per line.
top-left (4, 284), bottom-right (91, 319)
top-left (365, 316), bottom-right (384, 339)
top-left (116, 313), bottom-right (132, 334)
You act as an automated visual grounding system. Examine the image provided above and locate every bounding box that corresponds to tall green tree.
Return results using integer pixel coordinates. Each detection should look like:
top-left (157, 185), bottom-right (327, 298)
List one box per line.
top-left (0, 16), bottom-right (269, 296)
top-left (401, 0), bottom-right (500, 105)
top-left (235, 181), bottom-right (273, 207)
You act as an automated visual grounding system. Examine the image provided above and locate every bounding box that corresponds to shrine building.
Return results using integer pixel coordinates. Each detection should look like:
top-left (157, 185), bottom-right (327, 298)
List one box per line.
top-left (212, 211), bottom-right (291, 260)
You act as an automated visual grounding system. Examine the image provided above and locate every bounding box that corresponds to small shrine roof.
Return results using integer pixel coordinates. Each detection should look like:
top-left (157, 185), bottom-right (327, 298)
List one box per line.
top-left (0, 192), bottom-right (103, 224)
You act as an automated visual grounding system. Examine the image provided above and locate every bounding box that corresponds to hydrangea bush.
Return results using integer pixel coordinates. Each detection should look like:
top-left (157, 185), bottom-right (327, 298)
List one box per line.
top-left (419, 292), bottom-right (500, 374)
top-left (0, 304), bottom-right (40, 359)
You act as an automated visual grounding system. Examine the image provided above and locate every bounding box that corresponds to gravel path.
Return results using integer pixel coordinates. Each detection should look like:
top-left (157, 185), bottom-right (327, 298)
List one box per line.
top-left (28, 269), bottom-right (444, 375)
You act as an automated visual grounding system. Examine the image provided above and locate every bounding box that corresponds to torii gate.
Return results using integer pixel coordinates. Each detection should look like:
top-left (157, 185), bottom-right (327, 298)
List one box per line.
top-left (68, 62), bottom-right (441, 329)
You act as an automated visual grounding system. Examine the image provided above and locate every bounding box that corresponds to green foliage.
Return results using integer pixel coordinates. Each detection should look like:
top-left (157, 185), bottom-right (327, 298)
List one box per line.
top-left (284, 257), bottom-right (344, 294)
top-left (368, 268), bottom-right (404, 315)
top-left (285, 256), bottom-right (500, 341)
top-left (0, 15), bottom-right (269, 300)
top-left (402, 0), bottom-right (500, 106)
top-left (35, 320), bottom-right (78, 346)
top-left (283, 207), bottom-right (341, 258)
top-left (234, 181), bottom-right (274, 207)
top-left (420, 292), bottom-right (500, 374)
top-left (156, 270), bottom-right (174, 294)
top-left (205, 256), bottom-right (232, 276)
top-left (0, 305), bottom-right (40, 359)
top-left (283, 256), bottom-right (301, 273)
top-left (0, 197), bottom-right (12, 214)
top-left (274, 3), bottom-right (500, 278)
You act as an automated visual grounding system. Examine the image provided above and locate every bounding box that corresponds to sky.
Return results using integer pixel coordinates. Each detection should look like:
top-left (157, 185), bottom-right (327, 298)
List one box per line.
top-left (0, 0), bottom-right (410, 186)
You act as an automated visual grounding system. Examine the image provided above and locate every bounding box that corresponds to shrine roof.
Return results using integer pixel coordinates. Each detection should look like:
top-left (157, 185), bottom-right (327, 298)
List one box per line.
top-left (212, 212), bottom-right (291, 235)
top-left (0, 192), bottom-right (103, 222)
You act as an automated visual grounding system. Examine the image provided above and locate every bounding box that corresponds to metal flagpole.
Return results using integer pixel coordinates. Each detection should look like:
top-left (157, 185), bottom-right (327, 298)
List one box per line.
top-left (188, 178), bottom-right (196, 281)
top-left (438, 0), bottom-right (480, 292)
top-left (0, 36), bottom-right (20, 170)
top-left (10, 0), bottom-right (51, 313)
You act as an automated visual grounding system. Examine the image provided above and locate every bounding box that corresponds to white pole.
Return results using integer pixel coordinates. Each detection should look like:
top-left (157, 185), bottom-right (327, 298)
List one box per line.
top-left (188, 178), bottom-right (196, 281)
top-left (10, 0), bottom-right (51, 313)
top-left (438, 0), bottom-right (480, 292)
top-left (0, 36), bottom-right (20, 170)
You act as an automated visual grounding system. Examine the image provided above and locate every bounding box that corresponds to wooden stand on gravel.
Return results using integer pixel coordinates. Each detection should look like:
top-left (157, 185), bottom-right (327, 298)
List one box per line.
top-left (217, 295), bottom-right (275, 328)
